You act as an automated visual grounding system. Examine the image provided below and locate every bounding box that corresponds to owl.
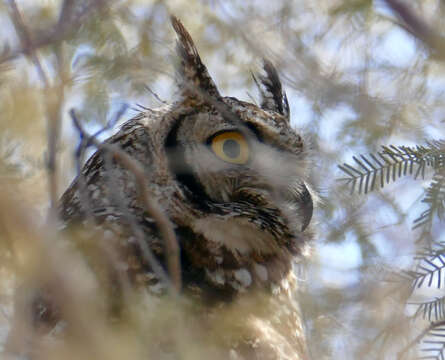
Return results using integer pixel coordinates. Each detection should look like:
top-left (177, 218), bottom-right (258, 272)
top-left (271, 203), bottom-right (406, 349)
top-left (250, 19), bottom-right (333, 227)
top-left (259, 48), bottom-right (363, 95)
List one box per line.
top-left (37, 16), bottom-right (314, 360)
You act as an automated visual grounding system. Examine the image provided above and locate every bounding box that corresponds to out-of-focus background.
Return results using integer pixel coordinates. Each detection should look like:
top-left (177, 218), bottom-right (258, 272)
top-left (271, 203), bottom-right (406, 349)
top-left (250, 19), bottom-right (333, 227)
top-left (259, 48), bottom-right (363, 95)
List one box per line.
top-left (0, 1), bottom-right (444, 359)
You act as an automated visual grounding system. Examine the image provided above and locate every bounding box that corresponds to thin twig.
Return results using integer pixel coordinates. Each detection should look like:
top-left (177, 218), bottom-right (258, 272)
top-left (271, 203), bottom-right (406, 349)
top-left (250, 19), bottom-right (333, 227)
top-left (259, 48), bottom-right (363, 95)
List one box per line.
top-left (72, 104), bottom-right (128, 220)
top-left (67, 110), bottom-right (136, 310)
top-left (74, 103), bottom-right (158, 300)
top-left (45, 88), bottom-right (64, 217)
top-left (70, 109), bottom-right (181, 294)
top-left (109, 145), bottom-right (182, 293)
top-left (145, 85), bottom-right (168, 105)
top-left (8, 0), bottom-right (49, 86)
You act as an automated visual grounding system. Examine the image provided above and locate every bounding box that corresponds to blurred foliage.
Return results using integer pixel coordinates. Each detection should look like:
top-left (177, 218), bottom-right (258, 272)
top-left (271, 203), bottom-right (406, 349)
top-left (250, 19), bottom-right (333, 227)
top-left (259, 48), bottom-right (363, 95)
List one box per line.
top-left (0, 0), bottom-right (444, 359)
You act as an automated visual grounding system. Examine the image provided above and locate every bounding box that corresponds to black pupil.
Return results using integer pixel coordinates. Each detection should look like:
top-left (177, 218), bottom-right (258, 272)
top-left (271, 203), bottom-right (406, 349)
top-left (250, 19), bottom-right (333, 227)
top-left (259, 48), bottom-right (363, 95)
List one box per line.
top-left (223, 139), bottom-right (241, 158)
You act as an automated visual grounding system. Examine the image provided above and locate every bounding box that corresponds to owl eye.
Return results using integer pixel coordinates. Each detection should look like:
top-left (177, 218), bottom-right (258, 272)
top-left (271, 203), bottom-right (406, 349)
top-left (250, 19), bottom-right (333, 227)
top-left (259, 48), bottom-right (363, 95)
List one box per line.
top-left (210, 131), bottom-right (250, 164)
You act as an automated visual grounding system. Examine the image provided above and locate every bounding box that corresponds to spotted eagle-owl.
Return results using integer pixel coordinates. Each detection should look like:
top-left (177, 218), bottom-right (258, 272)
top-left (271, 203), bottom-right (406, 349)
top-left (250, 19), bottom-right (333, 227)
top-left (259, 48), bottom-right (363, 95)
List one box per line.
top-left (56, 17), bottom-right (314, 360)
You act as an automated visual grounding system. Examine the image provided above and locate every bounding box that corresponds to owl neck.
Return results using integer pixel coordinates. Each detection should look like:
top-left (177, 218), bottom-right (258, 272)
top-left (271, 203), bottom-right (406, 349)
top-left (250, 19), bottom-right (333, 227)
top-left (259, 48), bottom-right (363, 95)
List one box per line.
top-left (175, 225), bottom-right (297, 304)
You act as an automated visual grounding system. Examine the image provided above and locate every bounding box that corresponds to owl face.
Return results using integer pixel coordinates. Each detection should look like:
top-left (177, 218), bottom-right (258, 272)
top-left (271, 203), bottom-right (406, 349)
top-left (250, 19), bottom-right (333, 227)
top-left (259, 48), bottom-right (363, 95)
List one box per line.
top-left (57, 16), bottom-right (315, 303)
top-left (159, 18), bottom-right (313, 259)
top-left (165, 99), bottom-right (312, 257)
top-left (168, 99), bottom-right (312, 254)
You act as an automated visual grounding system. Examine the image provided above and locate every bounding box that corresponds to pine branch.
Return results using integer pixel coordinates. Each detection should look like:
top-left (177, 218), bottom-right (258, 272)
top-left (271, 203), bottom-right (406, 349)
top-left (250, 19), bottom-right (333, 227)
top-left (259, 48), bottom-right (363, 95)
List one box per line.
top-left (417, 246), bottom-right (445, 264)
top-left (398, 321), bottom-right (445, 360)
top-left (411, 297), bottom-right (445, 322)
top-left (338, 141), bottom-right (445, 194)
top-left (414, 169), bottom-right (445, 231)
top-left (405, 254), bottom-right (445, 289)
top-left (419, 323), bottom-right (445, 360)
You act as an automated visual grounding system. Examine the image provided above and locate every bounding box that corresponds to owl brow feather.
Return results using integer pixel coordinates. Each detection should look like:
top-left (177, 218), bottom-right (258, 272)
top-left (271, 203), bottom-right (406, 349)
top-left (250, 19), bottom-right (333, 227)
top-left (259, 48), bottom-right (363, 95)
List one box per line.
top-left (170, 17), bottom-right (254, 136)
top-left (170, 16), bottom-right (221, 100)
top-left (170, 18), bottom-right (287, 147)
top-left (252, 59), bottom-right (290, 120)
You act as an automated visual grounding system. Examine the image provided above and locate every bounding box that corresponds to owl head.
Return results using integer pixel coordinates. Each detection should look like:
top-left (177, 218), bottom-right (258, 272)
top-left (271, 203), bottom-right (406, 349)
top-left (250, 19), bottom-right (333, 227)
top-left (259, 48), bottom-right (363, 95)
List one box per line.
top-left (129, 17), bottom-right (315, 292)
top-left (60, 17), bottom-right (314, 295)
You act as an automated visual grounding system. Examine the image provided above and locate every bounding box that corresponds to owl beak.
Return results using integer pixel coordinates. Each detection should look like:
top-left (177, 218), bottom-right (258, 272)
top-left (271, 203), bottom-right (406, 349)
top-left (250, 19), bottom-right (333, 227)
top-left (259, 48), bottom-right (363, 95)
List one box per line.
top-left (299, 184), bottom-right (313, 232)
top-left (275, 182), bottom-right (313, 232)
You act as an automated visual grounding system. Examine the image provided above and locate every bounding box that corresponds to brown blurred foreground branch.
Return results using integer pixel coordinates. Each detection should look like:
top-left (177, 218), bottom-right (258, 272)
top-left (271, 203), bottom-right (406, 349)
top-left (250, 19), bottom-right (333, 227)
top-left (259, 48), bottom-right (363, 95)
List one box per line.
top-left (1, 189), bottom-right (111, 358)
top-left (70, 109), bottom-right (182, 294)
top-left (385, 0), bottom-right (445, 60)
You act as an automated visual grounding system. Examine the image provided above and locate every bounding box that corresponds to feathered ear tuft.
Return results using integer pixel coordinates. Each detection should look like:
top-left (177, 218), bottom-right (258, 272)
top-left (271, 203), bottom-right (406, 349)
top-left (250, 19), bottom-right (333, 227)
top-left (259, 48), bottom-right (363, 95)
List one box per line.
top-left (253, 60), bottom-right (289, 120)
top-left (170, 16), bottom-right (220, 101)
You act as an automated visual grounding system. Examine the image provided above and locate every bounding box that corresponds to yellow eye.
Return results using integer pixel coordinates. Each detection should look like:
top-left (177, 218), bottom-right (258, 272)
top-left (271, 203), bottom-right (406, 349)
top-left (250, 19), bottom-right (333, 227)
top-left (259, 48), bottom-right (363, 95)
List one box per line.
top-left (210, 131), bottom-right (249, 164)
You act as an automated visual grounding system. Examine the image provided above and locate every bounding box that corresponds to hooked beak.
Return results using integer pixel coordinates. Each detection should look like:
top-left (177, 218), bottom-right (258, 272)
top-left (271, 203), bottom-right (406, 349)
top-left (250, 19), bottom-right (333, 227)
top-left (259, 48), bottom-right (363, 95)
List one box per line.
top-left (278, 182), bottom-right (313, 232)
top-left (299, 184), bottom-right (313, 231)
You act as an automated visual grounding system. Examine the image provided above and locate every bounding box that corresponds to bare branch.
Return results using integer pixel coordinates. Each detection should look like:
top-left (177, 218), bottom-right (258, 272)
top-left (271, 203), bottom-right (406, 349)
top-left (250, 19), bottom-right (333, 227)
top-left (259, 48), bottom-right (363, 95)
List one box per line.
top-left (7, 0), bottom-right (48, 86)
top-left (384, 0), bottom-right (445, 60)
top-left (144, 85), bottom-right (168, 105)
top-left (1, 0), bottom-right (110, 66)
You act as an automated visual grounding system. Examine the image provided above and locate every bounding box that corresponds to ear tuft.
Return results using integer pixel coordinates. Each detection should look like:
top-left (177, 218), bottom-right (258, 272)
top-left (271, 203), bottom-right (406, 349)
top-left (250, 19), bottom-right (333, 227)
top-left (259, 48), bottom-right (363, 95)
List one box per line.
top-left (170, 16), bottom-right (220, 101)
top-left (253, 60), bottom-right (289, 120)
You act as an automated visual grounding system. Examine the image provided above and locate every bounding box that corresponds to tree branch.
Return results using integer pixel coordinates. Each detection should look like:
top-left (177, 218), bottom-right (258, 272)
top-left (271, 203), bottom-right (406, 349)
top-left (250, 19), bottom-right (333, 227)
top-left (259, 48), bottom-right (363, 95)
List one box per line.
top-left (384, 0), bottom-right (445, 60)
top-left (7, 0), bottom-right (49, 86)
top-left (70, 109), bottom-right (182, 294)
top-left (1, 0), bottom-right (110, 66)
